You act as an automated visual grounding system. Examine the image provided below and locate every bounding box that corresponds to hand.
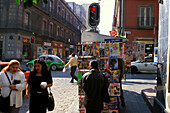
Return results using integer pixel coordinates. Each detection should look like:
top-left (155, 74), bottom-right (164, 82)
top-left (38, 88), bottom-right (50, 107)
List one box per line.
top-left (24, 94), bottom-right (30, 99)
top-left (40, 84), bottom-right (46, 89)
top-left (9, 85), bottom-right (16, 90)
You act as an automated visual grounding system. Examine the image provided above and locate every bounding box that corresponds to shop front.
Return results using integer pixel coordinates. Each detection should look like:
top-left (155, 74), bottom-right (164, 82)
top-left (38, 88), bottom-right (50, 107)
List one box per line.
top-left (52, 42), bottom-right (63, 58)
top-left (43, 42), bottom-right (53, 55)
top-left (22, 37), bottom-right (31, 59)
top-left (58, 43), bottom-right (63, 58)
top-left (52, 42), bottom-right (58, 56)
top-left (135, 38), bottom-right (155, 56)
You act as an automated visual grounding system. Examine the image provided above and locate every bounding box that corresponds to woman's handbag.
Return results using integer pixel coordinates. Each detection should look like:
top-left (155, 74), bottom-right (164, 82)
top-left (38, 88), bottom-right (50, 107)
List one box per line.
top-left (0, 72), bottom-right (12, 112)
top-left (47, 87), bottom-right (55, 111)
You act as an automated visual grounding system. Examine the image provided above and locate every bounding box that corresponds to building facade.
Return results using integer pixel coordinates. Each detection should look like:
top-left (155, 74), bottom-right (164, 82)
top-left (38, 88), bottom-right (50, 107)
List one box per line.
top-left (113, 0), bottom-right (159, 59)
top-left (67, 2), bottom-right (86, 32)
top-left (0, 0), bottom-right (85, 60)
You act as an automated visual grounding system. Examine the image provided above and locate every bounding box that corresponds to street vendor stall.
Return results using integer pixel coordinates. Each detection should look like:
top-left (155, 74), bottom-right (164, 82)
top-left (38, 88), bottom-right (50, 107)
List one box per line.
top-left (77, 40), bottom-right (126, 113)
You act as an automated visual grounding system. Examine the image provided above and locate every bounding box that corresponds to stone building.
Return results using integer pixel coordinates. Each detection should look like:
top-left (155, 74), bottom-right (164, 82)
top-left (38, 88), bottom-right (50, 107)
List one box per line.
top-left (0, 0), bottom-right (86, 60)
top-left (67, 2), bottom-right (86, 31)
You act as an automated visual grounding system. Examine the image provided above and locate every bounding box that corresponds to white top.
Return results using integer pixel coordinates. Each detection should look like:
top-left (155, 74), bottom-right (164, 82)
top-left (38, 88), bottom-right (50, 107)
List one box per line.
top-left (9, 72), bottom-right (16, 106)
top-left (0, 71), bottom-right (26, 108)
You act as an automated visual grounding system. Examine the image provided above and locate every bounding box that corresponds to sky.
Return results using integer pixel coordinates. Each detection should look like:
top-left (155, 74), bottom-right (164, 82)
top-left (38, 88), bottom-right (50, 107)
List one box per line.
top-left (65, 0), bottom-right (115, 36)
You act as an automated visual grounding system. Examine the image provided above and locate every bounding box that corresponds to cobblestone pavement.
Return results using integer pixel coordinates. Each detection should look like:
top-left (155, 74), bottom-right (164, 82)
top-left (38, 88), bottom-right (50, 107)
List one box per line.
top-left (19, 78), bottom-right (79, 113)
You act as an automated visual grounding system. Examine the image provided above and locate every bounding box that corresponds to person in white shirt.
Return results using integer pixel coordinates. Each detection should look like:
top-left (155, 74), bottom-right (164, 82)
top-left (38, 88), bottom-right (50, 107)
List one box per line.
top-left (0, 60), bottom-right (26, 113)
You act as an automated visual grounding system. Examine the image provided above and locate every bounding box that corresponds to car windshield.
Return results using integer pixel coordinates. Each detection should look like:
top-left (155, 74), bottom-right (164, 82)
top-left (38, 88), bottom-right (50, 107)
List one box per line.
top-left (135, 60), bottom-right (141, 63)
top-left (39, 55), bottom-right (64, 63)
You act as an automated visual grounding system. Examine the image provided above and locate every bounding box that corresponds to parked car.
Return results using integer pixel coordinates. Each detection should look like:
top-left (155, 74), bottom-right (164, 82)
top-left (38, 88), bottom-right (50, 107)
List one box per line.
top-left (131, 56), bottom-right (157, 74)
top-left (0, 62), bottom-right (30, 81)
top-left (26, 55), bottom-right (65, 71)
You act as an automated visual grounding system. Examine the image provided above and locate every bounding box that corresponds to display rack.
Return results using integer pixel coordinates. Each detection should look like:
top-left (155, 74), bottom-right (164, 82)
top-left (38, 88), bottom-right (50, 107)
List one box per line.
top-left (77, 42), bottom-right (125, 113)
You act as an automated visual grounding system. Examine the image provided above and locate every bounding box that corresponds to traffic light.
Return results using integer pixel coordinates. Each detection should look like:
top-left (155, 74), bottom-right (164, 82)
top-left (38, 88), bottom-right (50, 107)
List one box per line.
top-left (88, 3), bottom-right (100, 27)
top-left (30, 36), bottom-right (35, 43)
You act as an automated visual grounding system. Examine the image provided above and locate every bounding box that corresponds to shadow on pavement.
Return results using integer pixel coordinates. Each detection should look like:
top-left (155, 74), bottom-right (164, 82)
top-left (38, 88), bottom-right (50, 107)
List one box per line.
top-left (125, 74), bottom-right (157, 80)
top-left (120, 89), bottom-right (151, 113)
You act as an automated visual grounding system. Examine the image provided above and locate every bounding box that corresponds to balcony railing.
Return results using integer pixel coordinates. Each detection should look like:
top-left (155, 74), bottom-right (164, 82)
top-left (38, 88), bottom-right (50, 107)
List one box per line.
top-left (137, 17), bottom-right (155, 28)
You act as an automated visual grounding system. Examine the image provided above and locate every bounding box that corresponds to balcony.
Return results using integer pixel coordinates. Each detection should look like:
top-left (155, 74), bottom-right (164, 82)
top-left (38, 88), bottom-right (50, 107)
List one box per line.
top-left (137, 17), bottom-right (155, 29)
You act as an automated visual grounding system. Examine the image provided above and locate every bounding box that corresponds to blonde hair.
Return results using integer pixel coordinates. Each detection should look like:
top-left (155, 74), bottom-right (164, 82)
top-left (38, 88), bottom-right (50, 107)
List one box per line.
top-left (1, 60), bottom-right (21, 72)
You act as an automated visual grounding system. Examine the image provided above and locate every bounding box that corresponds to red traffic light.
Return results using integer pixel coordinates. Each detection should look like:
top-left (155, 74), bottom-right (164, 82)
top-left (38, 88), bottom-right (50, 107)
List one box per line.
top-left (88, 3), bottom-right (100, 27)
top-left (90, 6), bottom-right (96, 11)
top-left (31, 36), bottom-right (35, 43)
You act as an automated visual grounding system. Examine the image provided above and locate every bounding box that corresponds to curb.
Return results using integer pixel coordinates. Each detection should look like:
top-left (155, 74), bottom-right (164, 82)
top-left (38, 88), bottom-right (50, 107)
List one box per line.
top-left (141, 88), bottom-right (155, 113)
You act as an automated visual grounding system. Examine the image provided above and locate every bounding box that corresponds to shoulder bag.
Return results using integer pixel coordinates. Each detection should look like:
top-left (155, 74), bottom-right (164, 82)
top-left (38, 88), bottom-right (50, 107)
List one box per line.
top-left (0, 72), bottom-right (12, 112)
top-left (47, 87), bottom-right (55, 111)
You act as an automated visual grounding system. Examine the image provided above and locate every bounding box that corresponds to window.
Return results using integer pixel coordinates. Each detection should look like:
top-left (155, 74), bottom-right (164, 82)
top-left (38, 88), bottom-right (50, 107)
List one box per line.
top-left (138, 5), bottom-right (153, 27)
top-left (49, 1), bottom-right (53, 12)
top-left (57, 27), bottom-right (60, 36)
top-left (61, 30), bottom-right (63, 37)
top-left (43, 20), bottom-right (47, 34)
top-left (0, 8), bottom-right (2, 22)
top-left (24, 12), bottom-right (29, 26)
top-left (43, 3), bottom-right (46, 8)
top-left (49, 24), bottom-right (53, 36)
top-left (58, 2), bottom-right (60, 13)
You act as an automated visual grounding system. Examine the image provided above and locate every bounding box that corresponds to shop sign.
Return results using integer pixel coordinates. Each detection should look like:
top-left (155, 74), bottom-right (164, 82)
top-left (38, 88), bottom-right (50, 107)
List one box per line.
top-left (104, 39), bottom-right (122, 42)
top-left (109, 29), bottom-right (118, 36)
top-left (70, 45), bottom-right (74, 48)
top-left (154, 47), bottom-right (158, 65)
top-left (23, 38), bottom-right (29, 43)
top-left (59, 44), bottom-right (63, 48)
top-left (0, 35), bottom-right (3, 39)
top-left (53, 43), bottom-right (58, 48)
top-left (44, 42), bottom-right (51, 46)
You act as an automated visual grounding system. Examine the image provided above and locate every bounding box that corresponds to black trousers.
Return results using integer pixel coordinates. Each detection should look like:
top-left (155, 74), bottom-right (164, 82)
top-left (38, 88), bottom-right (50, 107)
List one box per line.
top-left (120, 80), bottom-right (125, 104)
top-left (85, 108), bottom-right (101, 113)
top-left (70, 66), bottom-right (78, 82)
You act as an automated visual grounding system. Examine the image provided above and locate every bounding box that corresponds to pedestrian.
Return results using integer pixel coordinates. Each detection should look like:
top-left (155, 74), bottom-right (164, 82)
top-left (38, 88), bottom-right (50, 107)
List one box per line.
top-left (24, 59), bottom-right (53, 113)
top-left (64, 53), bottom-right (78, 83)
top-left (0, 59), bottom-right (26, 113)
top-left (80, 61), bottom-right (109, 113)
top-left (118, 58), bottom-right (125, 107)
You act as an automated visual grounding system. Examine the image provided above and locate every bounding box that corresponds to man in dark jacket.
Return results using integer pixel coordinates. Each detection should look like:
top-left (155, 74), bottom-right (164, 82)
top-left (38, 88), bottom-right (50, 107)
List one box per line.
top-left (80, 61), bottom-right (105, 113)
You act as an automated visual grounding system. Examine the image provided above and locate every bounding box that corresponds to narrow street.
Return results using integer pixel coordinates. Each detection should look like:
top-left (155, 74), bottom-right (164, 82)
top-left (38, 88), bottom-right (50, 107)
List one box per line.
top-left (19, 68), bottom-right (156, 113)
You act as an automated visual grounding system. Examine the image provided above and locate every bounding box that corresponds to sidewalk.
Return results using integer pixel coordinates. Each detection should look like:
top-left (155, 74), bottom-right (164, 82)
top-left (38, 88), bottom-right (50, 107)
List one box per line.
top-left (141, 88), bottom-right (156, 113)
top-left (19, 78), bottom-right (79, 113)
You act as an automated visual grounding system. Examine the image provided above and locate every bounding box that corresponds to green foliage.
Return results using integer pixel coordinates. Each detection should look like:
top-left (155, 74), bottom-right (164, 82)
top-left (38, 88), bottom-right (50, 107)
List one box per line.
top-left (16, 0), bottom-right (21, 5)
top-left (16, 0), bottom-right (49, 9)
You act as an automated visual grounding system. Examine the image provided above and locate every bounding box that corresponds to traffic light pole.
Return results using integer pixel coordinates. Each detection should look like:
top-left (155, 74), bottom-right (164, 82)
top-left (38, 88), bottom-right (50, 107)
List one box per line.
top-left (31, 43), bottom-right (34, 60)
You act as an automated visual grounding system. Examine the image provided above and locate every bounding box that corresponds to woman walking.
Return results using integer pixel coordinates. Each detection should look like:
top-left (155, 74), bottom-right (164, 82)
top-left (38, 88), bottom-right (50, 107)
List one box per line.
top-left (0, 60), bottom-right (26, 113)
top-left (25, 59), bottom-right (53, 113)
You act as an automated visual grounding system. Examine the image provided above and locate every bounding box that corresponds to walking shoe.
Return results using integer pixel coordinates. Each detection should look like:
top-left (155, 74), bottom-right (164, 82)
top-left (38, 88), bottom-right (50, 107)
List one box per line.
top-left (70, 81), bottom-right (73, 83)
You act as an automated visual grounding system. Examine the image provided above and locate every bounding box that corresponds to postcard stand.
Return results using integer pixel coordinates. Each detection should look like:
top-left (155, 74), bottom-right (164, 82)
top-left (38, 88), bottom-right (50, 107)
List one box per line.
top-left (77, 42), bottom-right (123, 113)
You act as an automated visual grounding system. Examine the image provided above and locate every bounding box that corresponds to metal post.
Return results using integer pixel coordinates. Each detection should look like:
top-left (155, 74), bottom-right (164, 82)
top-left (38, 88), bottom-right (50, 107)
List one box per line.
top-left (31, 43), bottom-right (34, 60)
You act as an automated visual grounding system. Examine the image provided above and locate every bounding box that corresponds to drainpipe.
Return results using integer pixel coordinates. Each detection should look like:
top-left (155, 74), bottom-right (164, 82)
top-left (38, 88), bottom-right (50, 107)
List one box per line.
top-left (119, 0), bottom-right (124, 36)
